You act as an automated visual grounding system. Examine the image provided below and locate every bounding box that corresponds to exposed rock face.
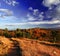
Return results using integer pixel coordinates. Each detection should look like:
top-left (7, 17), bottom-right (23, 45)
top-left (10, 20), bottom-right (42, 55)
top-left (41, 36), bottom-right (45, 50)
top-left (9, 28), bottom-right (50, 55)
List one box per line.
top-left (0, 36), bottom-right (60, 56)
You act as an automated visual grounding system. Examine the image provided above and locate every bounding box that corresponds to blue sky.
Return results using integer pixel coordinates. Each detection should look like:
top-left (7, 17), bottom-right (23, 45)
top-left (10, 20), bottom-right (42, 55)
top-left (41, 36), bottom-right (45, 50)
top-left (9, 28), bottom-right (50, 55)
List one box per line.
top-left (0, 0), bottom-right (60, 30)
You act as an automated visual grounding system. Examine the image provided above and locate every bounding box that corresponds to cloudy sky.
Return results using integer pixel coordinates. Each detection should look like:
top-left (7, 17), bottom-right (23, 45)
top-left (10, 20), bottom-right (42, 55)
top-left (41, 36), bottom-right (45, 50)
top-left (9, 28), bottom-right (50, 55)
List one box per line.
top-left (0, 0), bottom-right (60, 30)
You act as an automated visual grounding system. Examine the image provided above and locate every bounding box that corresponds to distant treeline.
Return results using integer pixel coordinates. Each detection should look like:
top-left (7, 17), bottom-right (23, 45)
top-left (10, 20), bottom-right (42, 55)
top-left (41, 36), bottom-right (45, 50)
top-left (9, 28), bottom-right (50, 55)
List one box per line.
top-left (0, 28), bottom-right (60, 43)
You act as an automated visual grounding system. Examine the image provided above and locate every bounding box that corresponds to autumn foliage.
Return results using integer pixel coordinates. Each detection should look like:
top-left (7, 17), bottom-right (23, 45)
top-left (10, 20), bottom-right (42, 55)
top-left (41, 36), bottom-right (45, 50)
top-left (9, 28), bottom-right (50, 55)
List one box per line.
top-left (0, 28), bottom-right (60, 43)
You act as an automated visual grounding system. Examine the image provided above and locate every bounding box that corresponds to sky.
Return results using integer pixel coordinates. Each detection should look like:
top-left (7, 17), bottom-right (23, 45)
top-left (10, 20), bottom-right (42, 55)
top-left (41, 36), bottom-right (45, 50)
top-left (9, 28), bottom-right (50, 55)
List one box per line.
top-left (0, 0), bottom-right (60, 30)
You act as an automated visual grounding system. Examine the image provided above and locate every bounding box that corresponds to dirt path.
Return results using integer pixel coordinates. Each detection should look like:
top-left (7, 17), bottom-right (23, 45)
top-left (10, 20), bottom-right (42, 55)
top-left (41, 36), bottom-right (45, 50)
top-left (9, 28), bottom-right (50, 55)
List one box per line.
top-left (7, 39), bottom-right (22, 56)
top-left (0, 37), bottom-right (60, 56)
top-left (12, 38), bottom-right (60, 56)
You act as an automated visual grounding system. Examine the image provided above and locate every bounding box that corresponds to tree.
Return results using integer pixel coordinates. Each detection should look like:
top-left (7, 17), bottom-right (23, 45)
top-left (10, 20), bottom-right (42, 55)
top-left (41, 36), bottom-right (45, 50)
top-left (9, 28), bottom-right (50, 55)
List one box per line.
top-left (5, 28), bottom-right (8, 32)
top-left (25, 32), bottom-right (32, 38)
top-left (15, 28), bottom-right (23, 37)
top-left (3, 28), bottom-right (12, 38)
top-left (51, 30), bottom-right (58, 43)
top-left (16, 28), bottom-right (20, 31)
top-left (40, 32), bottom-right (47, 38)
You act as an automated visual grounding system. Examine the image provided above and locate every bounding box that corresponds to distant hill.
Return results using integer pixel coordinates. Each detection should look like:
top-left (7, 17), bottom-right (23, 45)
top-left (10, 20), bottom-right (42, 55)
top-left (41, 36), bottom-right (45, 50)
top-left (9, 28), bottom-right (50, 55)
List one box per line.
top-left (0, 28), bottom-right (60, 43)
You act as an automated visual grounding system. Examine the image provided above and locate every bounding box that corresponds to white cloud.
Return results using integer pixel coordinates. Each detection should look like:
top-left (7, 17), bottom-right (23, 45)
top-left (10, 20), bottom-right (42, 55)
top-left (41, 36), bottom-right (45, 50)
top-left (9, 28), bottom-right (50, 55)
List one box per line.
top-left (27, 14), bottom-right (36, 21)
top-left (45, 4), bottom-right (60, 20)
top-left (29, 7), bottom-right (33, 10)
top-left (12, 0), bottom-right (19, 6)
top-left (28, 7), bottom-right (44, 21)
top-left (55, 5), bottom-right (60, 13)
top-left (43, 0), bottom-right (60, 7)
top-left (28, 17), bottom-right (36, 21)
top-left (27, 13), bottom-right (44, 21)
top-left (4, 20), bottom-right (60, 26)
top-left (5, 23), bottom-right (27, 26)
top-left (33, 9), bottom-right (39, 15)
top-left (27, 13), bottom-right (30, 17)
top-left (40, 12), bottom-right (44, 15)
top-left (0, 9), bottom-right (13, 18)
top-left (28, 7), bottom-right (39, 15)
top-left (42, 0), bottom-right (60, 21)
top-left (39, 13), bottom-right (44, 21)
top-left (3, 0), bottom-right (19, 6)
top-left (3, 20), bottom-right (60, 29)
top-left (28, 6), bottom-right (60, 24)
top-left (56, 25), bottom-right (60, 27)
top-left (28, 20), bottom-right (60, 25)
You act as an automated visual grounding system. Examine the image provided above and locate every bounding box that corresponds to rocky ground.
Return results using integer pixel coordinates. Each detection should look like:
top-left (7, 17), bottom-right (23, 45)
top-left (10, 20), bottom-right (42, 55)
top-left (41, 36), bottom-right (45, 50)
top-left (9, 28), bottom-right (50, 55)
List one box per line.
top-left (0, 36), bottom-right (60, 56)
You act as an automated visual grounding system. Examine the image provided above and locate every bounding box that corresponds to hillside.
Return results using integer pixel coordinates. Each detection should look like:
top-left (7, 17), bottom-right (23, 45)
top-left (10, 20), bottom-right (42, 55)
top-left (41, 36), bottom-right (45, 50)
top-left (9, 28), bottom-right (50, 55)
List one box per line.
top-left (0, 28), bottom-right (60, 43)
top-left (0, 36), bottom-right (60, 56)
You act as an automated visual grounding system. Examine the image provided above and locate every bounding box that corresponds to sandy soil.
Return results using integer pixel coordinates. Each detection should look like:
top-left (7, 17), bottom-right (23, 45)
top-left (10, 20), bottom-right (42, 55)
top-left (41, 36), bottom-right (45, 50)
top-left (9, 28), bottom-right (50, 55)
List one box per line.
top-left (0, 36), bottom-right (60, 56)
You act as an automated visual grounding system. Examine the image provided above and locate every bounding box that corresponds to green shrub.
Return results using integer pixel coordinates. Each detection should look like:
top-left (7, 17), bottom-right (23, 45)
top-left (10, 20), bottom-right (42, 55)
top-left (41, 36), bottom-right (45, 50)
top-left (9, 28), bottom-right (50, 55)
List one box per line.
top-left (15, 31), bottom-right (23, 37)
top-left (50, 30), bottom-right (58, 43)
top-left (3, 32), bottom-right (11, 38)
top-left (40, 33), bottom-right (47, 38)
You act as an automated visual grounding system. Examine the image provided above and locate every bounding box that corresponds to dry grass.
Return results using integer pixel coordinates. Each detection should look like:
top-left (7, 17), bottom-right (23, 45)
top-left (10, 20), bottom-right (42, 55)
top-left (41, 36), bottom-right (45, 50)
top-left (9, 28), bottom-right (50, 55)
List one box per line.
top-left (12, 38), bottom-right (60, 56)
top-left (0, 36), bottom-right (60, 56)
top-left (0, 36), bottom-right (13, 56)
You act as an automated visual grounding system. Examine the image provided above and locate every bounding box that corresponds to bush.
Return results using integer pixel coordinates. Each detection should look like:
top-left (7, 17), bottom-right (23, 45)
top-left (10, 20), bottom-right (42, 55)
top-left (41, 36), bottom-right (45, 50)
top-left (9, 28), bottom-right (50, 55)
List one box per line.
top-left (40, 33), bottom-right (47, 38)
top-left (25, 32), bottom-right (32, 38)
top-left (3, 32), bottom-right (11, 38)
top-left (50, 30), bottom-right (58, 43)
top-left (15, 32), bottom-right (23, 37)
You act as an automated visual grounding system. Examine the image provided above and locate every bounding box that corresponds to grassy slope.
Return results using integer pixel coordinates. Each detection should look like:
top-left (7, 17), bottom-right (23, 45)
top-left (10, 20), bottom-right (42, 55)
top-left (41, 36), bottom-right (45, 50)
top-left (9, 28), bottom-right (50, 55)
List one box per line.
top-left (0, 36), bottom-right (60, 56)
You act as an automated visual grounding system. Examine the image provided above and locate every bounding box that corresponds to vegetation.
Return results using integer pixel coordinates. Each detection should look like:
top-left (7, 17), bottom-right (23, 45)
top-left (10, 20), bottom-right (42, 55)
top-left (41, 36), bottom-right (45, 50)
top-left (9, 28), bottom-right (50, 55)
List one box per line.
top-left (3, 28), bottom-right (11, 38)
top-left (0, 28), bottom-right (60, 43)
top-left (40, 32), bottom-right (47, 38)
top-left (50, 30), bottom-right (59, 43)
